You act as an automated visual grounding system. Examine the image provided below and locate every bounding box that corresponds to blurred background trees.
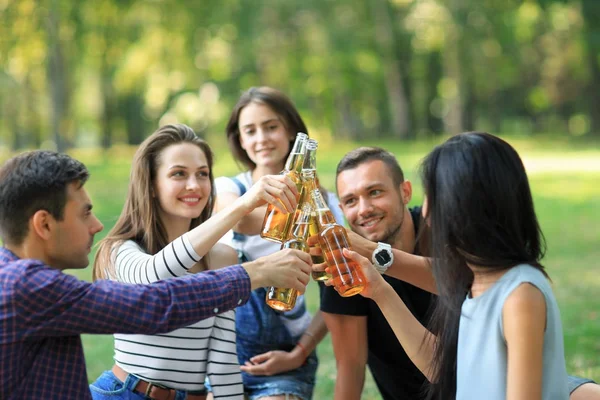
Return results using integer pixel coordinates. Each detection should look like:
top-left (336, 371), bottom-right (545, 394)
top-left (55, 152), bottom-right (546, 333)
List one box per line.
top-left (1, 0), bottom-right (598, 151)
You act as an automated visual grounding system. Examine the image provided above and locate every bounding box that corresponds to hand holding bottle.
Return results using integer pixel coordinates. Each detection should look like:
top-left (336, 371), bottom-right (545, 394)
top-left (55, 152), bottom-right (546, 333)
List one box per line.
top-left (240, 174), bottom-right (299, 214)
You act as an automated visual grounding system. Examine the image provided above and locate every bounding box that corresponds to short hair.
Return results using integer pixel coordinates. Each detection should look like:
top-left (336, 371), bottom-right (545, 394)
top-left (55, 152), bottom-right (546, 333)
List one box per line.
top-left (335, 147), bottom-right (405, 191)
top-left (0, 150), bottom-right (89, 245)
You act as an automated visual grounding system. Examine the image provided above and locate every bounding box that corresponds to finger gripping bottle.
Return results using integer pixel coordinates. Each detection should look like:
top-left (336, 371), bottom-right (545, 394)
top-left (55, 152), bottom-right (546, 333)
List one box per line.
top-left (312, 189), bottom-right (366, 296)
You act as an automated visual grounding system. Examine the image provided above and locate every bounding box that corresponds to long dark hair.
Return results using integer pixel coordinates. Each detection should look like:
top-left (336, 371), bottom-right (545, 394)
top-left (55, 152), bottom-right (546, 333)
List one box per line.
top-left (93, 124), bottom-right (215, 280)
top-left (420, 132), bottom-right (546, 399)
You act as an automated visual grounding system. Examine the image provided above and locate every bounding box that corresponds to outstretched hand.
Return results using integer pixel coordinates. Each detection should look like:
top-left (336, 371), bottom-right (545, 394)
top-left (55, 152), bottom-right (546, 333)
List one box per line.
top-left (241, 174), bottom-right (299, 214)
top-left (243, 248), bottom-right (312, 292)
top-left (240, 350), bottom-right (304, 376)
top-left (342, 248), bottom-right (389, 300)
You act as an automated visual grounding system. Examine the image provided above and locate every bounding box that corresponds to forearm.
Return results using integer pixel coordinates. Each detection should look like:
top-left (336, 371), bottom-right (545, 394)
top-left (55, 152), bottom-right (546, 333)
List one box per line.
top-left (348, 233), bottom-right (437, 294)
top-left (386, 251), bottom-right (437, 294)
top-left (232, 207), bottom-right (266, 236)
top-left (291, 311), bottom-right (328, 361)
top-left (334, 364), bottom-right (365, 400)
top-left (373, 284), bottom-right (436, 380)
top-left (188, 196), bottom-right (254, 256)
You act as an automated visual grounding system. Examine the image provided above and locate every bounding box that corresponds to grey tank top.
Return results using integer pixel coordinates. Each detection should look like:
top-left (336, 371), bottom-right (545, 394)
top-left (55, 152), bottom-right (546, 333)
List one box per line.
top-left (456, 264), bottom-right (568, 399)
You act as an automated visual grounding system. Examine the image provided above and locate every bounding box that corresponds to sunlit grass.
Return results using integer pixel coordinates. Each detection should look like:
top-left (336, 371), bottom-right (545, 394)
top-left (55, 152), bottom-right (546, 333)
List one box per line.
top-left (62, 136), bottom-right (600, 396)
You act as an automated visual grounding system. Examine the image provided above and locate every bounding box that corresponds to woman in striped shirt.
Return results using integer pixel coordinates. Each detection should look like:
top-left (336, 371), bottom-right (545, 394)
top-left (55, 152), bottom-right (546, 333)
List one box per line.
top-left (90, 124), bottom-right (299, 400)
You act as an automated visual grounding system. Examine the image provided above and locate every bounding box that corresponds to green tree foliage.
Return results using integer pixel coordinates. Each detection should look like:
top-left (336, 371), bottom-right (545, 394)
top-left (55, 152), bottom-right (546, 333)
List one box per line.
top-left (0, 0), bottom-right (599, 149)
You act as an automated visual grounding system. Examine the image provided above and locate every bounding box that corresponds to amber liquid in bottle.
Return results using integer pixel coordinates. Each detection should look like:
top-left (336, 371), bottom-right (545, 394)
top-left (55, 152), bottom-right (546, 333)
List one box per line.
top-left (260, 153), bottom-right (305, 243)
top-left (315, 208), bottom-right (366, 297)
top-left (266, 203), bottom-right (312, 311)
top-left (309, 212), bottom-right (329, 281)
top-left (265, 236), bottom-right (307, 311)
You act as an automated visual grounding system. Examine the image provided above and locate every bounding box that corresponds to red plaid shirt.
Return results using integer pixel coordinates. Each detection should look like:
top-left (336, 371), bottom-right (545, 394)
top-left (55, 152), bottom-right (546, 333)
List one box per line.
top-left (0, 247), bottom-right (250, 399)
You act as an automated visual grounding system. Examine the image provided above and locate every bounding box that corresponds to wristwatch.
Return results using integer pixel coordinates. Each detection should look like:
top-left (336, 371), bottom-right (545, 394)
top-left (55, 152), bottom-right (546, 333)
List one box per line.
top-left (371, 242), bottom-right (393, 274)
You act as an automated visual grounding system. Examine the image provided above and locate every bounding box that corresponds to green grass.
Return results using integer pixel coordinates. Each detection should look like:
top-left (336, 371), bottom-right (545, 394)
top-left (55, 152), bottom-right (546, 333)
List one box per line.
top-left (67, 136), bottom-right (600, 398)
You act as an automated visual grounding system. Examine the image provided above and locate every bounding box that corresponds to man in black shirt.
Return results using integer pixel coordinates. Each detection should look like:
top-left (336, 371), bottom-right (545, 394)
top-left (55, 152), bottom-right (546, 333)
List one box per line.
top-left (320, 147), bottom-right (432, 400)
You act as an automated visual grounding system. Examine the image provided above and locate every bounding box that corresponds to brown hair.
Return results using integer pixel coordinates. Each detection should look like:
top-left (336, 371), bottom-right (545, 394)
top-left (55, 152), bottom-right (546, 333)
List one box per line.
top-left (226, 86), bottom-right (309, 171)
top-left (93, 124), bottom-right (214, 280)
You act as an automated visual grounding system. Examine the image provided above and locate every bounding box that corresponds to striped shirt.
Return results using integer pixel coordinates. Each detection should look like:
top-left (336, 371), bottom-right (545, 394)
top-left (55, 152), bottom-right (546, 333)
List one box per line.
top-left (0, 246), bottom-right (250, 400)
top-left (112, 235), bottom-right (244, 399)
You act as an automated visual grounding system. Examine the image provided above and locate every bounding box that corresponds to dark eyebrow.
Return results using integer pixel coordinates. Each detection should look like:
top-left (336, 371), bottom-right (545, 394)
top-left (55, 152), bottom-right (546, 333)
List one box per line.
top-left (340, 183), bottom-right (384, 202)
top-left (241, 118), bottom-right (279, 129)
top-left (168, 165), bottom-right (209, 171)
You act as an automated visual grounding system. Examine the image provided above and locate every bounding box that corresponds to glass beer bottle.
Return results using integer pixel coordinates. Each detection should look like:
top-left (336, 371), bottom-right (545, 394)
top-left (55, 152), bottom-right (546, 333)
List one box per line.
top-left (260, 132), bottom-right (307, 242)
top-left (312, 189), bottom-right (366, 296)
top-left (299, 140), bottom-right (330, 281)
top-left (266, 202), bottom-right (313, 311)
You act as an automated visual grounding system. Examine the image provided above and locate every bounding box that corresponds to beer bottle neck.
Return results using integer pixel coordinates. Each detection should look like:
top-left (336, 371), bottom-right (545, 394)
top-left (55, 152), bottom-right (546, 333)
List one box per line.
top-left (284, 136), bottom-right (307, 172)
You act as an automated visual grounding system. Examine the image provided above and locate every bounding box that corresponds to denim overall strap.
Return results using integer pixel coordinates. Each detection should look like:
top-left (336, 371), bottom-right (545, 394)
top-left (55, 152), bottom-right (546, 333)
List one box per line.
top-left (230, 177), bottom-right (249, 262)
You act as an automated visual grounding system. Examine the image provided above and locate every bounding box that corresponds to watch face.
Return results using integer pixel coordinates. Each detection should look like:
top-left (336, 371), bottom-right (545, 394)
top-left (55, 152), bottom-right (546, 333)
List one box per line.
top-left (375, 250), bottom-right (391, 265)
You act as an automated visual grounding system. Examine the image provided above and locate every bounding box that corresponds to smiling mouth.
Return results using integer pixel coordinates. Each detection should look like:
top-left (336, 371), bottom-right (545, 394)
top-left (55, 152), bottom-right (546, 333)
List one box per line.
top-left (359, 216), bottom-right (383, 229)
top-left (180, 198), bottom-right (201, 204)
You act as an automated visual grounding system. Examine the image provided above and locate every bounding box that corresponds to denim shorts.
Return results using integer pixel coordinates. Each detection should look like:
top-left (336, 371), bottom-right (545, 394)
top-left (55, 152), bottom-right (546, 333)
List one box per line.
top-left (90, 370), bottom-right (206, 400)
top-left (199, 288), bottom-right (317, 400)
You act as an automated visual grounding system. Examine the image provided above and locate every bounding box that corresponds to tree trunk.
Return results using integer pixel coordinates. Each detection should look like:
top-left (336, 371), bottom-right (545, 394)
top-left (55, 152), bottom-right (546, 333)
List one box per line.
top-left (582, 0), bottom-right (600, 136)
top-left (46, 3), bottom-right (69, 152)
top-left (425, 50), bottom-right (444, 135)
top-left (370, 0), bottom-right (411, 139)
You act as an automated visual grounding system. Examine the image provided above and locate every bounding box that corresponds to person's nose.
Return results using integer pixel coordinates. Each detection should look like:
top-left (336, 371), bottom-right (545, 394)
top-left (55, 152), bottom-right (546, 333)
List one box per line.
top-left (357, 198), bottom-right (374, 217)
top-left (91, 214), bottom-right (104, 234)
top-left (186, 175), bottom-right (200, 190)
top-left (255, 127), bottom-right (268, 144)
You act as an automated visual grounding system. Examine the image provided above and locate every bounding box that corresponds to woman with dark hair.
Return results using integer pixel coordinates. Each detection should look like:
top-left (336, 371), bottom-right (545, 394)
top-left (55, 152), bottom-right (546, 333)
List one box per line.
top-left (341, 132), bottom-right (569, 399)
top-left (90, 124), bottom-right (299, 400)
top-left (213, 87), bottom-right (344, 400)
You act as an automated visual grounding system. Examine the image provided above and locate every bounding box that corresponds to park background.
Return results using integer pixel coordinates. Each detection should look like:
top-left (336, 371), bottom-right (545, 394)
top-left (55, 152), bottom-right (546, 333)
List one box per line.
top-left (1, 0), bottom-right (599, 397)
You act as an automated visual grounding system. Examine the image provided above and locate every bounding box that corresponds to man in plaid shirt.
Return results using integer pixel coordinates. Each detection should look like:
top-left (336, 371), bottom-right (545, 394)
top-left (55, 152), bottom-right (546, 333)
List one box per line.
top-left (0, 150), bottom-right (311, 400)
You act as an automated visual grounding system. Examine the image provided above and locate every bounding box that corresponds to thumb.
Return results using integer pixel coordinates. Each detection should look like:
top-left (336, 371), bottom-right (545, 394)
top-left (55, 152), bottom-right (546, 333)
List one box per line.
top-left (342, 247), bottom-right (361, 261)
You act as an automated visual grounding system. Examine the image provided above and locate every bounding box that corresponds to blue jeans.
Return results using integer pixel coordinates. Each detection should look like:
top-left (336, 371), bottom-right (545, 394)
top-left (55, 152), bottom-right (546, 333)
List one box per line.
top-left (90, 370), bottom-right (194, 400)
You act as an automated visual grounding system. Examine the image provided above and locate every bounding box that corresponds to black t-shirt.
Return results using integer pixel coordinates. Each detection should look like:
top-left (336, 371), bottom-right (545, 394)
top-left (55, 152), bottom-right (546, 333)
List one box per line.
top-left (320, 207), bottom-right (433, 400)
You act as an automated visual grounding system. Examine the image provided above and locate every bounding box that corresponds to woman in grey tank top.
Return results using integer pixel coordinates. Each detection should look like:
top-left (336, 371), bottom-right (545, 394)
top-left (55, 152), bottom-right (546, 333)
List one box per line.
top-left (338, 132), bottom-right (571, 399)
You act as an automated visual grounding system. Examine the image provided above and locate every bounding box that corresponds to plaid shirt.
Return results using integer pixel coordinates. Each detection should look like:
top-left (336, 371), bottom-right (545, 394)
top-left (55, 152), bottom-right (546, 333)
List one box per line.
top-left (0, 247), bottom-right (250, 399)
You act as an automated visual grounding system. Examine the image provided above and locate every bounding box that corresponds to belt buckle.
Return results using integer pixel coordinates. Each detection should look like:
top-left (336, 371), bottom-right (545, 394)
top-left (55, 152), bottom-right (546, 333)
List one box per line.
top-left (145, 381), bottom-right (172, 399)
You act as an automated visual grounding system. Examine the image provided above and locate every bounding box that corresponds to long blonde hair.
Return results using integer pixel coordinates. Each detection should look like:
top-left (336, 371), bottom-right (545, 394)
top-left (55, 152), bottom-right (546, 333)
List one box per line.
top-left (93, 124), bottom-right (215, 280)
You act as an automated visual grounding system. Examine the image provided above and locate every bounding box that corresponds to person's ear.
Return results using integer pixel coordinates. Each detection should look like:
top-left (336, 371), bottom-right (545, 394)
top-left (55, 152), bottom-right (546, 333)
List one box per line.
top-left (400, 180), bottom-right (412, 205)
top-left (30, 209), bottom-right (55, 241)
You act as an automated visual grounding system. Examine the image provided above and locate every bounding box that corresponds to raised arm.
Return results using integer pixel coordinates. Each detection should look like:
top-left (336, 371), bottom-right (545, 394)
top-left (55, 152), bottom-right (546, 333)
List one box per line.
top-left (215, 191), bottom-right (267, 236)
top-left (15, 262), bottom-right (252, 337)
top-left (343, 248), bottom-right (437, 381)
top-left (346, 230), bottom-right (438, 294)
top-left (113, 174), bottom-right (299, 284)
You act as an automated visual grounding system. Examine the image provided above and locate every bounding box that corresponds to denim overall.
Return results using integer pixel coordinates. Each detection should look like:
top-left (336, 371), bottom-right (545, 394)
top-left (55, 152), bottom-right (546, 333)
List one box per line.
top-left (230, 177), bottom-right (317, 400)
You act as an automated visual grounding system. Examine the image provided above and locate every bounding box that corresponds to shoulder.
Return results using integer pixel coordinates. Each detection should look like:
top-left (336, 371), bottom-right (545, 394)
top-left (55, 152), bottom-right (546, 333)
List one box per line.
top-left (502, 281), bottom-right (547, 345)
top-left (208, 243), bottom-right (239, 270)
top-left (504, 281), bottom-right (547, 315)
